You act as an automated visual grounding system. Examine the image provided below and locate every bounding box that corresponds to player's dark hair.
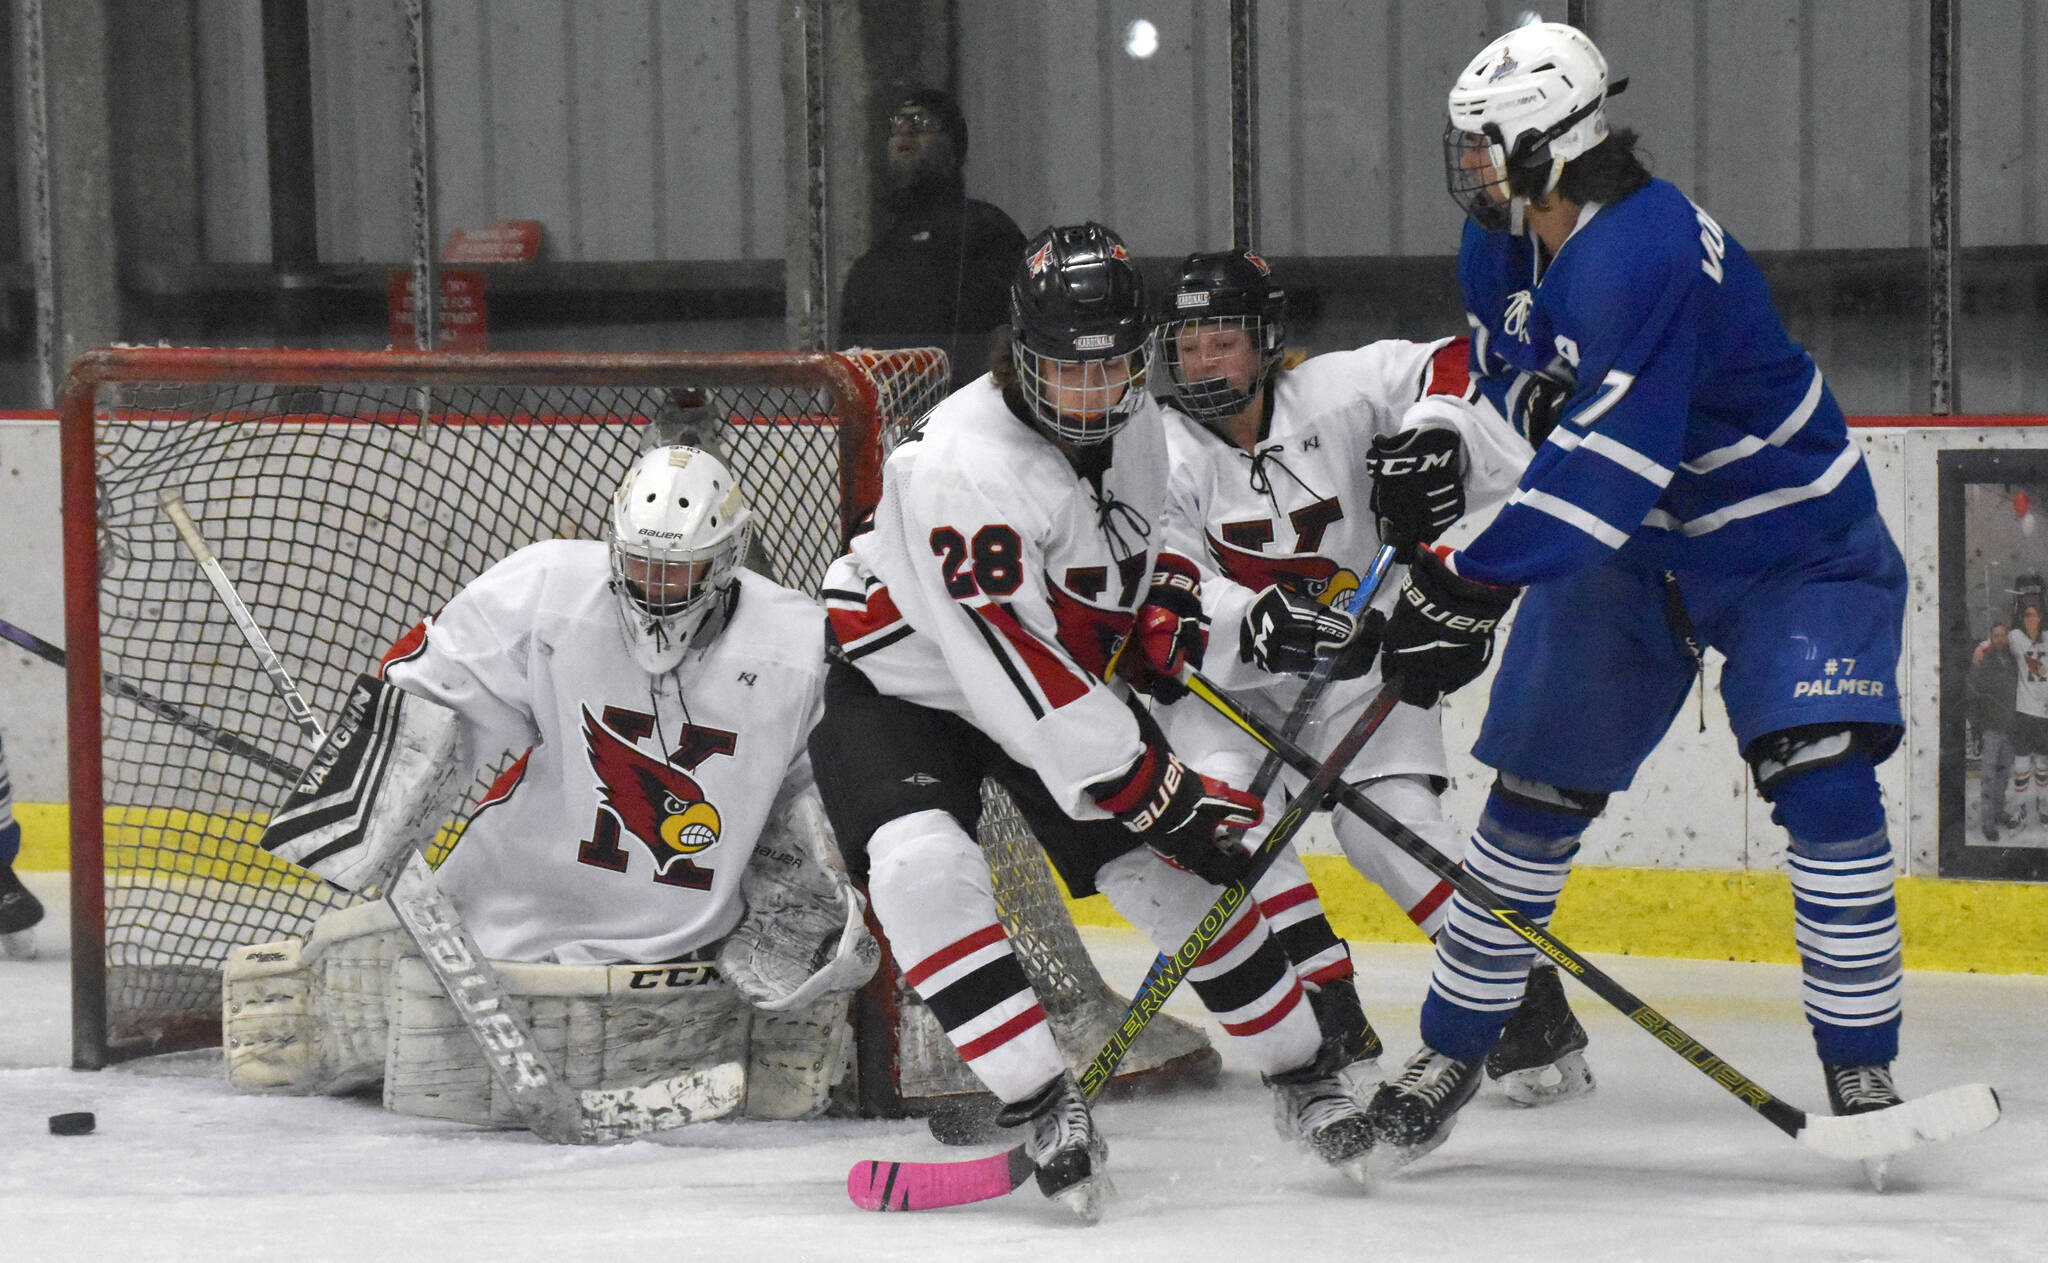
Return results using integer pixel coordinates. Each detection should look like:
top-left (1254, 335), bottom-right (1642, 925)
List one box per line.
top-left (990, 336), bottom-right (1017, 391)
top-left (1556, 128), bottom-right (1652, 206)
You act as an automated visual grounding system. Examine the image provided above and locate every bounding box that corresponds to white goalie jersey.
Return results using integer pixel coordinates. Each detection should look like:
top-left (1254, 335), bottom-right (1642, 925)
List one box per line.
top-left (1158, 336), bottom-right (1529, 781)
top-left (380, 540), bottom-right (827, 964)
top-left (821, 375), bottom-right (1180, 816)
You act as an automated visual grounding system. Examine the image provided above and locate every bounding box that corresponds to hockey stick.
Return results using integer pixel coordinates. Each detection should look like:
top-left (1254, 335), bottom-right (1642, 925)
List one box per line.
top-left (1181, 670), bottom-right (2003, 1168)
top-left (161, 491), bottom-right (743, 1144)
top-left (1245, 545), bottom-right (1397, 802)
top-left (846, 681), bottom-right (1404, 1212)
top-left (0, 616), bottom-right (304, 784)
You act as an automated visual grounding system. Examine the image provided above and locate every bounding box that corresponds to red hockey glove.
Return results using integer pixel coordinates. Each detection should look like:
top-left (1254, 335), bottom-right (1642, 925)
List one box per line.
top-left (1090, 745), bottom-right (1262, 886)
top-left (1377, 545), bottom-right (1519, 708)
top-left (1120, 552), bottom-right (1207, 701)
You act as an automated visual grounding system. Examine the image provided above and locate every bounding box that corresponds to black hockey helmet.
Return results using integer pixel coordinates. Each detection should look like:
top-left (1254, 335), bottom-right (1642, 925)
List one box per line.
top-left (1008, 222), bottom-right (1149, 446)
top-left (1153, 249), bottom-right (1288, 428)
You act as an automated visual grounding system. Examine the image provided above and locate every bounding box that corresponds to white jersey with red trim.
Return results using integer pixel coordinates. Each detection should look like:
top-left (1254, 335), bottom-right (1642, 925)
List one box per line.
top-left (2009, 627), bottom-right (2048, 720)
top-left (821, 374), bottom-right (1179, 816)
top-left (1157, 336), bottom-right (1529, 782)
top-left (380, 540), bottom-right (825, 965)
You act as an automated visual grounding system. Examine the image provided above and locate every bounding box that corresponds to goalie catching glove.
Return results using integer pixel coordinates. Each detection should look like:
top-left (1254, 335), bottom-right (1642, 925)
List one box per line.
top-left (1377, 546), bottom-right (1519, 708)
top-left (1089, 744), bottom-right (1262, 886)
top-left (1240, 585), bottom-right (1381, 680)
top-left (716, 788), bottom-right (880, 1012)
top-left (1118, 552), bottom-right (1207, 702)
top-left (1365, 426), bottom-right (1465, 561)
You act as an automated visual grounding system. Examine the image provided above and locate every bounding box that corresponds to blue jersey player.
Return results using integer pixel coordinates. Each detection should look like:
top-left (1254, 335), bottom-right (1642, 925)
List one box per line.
top-left (1361, 20), bottom-right (1909, 1170)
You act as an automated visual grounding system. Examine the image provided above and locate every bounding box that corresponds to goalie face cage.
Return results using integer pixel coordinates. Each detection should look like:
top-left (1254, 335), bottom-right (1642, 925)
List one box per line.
top-left (61, 346), bottom-right (1214, 1115)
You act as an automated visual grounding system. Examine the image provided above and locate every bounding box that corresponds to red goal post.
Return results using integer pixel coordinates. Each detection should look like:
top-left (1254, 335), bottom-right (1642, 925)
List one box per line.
top-left (58, 346), bottom-right (1215, 1114)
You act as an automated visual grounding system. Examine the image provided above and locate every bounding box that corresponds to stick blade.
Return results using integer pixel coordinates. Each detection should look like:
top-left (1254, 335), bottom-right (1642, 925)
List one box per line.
top-left (1797, 1083), bottom-right (2001, 1162)
top-left (846, 1145), bottom-right (1032, 1211)
top-left (576, 1061), bottom-right (747, 1143)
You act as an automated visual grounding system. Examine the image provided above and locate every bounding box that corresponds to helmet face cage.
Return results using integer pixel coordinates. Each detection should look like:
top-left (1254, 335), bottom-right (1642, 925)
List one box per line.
top-left (1009, 222), bottom-right (1150, 446)
top-left (1443, 21), bottom-right (1615, 230)
top-left (1153, 250), bottom-right (1287, 428)
top-left (1155, 314), bottom-right (1283, 427)
top-left (606, 447), bottom-right (753, 673)
top-left (1012, 341), bottom-right (1147, 445)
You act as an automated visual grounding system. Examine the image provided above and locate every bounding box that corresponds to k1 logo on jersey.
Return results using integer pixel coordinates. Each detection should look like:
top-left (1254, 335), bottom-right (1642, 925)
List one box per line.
top-left (577, 705), bottom-right (737, 891)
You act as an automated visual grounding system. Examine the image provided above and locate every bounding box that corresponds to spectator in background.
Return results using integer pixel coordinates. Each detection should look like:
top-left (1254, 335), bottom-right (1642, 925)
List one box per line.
top-left (0, 733), bottom-right (44, 959)
top-left (1971, 621), bottom-right (2019, 841)
top-left (838, 88), bottom-right (1025, 393)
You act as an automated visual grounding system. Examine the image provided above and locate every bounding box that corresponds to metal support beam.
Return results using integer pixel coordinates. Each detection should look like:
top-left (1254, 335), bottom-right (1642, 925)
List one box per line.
top-left (1928, 0), bottom-right (1958, 415)
top-left (1229, 0), bottom-right (1258, 251)
top-left (261, 0), bottom-right (319, 339)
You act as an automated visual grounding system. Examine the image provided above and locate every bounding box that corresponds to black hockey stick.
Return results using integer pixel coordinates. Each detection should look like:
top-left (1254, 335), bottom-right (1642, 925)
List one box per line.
top-left (1182, 670), bottom-right (2002, 1168)
top-left (161, 490), bottom-right (742, 1144)
top-left (1245, 545), bottom-right (1397, 802)
top-left (0, 615), bottom-right (304, 784)
top-left (847, 681), bottom-right (1403, 1212)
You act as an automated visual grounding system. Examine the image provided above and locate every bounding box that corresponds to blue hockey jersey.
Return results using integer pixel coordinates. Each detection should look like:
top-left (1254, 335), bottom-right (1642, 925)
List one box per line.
top-left (1453, 178), bottom-right (1876, 588)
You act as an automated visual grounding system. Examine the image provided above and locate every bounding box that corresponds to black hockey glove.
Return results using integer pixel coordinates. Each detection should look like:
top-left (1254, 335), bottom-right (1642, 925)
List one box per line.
top-left (1365, 427), bottom-right (1465, 561)
top-left (1240, 586), bottom-right (1377, 680)
top-left (1089, 746), bottom-right (1261, 886)
top-left (1512, 372), bottom-right (1572, 449)
top-left (1120, 553), bottom-right (1207, 702)
top-left (1378, 546), bottom-right (1519, 708)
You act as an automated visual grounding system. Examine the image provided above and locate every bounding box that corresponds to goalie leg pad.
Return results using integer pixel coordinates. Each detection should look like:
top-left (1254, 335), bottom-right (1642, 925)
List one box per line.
top-left (259, 673), bottom-right (472, 895)
top-left (745, 993), bottom-right (857, 1120)
top-left (223, 900), bottom-right (409, 1095)
top-left (383, 957), bottom-right (749, 1128)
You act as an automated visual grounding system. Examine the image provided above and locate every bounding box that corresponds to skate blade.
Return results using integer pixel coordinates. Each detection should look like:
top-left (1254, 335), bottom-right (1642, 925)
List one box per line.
top-left (1, 929), bottom-right (36, 960)
top-left (1051, 1172), bottom-right (1115, 1224)
top-left (1332, 1151), bottom-right (1374, 1191)
top-left (1861, 1156), bottom-right (1891, 1192)
top-left (1497, 1050), bottom-right (1595, 1107)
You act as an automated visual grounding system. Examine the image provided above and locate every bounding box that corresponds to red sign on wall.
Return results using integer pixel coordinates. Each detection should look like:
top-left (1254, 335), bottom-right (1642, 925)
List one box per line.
top-left (388, 269), bottom-right (488, 350)
top-left (442, 220), bottom-right (543, 264)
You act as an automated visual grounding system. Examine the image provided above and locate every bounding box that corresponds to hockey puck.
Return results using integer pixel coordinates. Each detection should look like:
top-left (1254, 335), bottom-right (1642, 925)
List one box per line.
top-left (47, 1111), bottom-right (95, 1136)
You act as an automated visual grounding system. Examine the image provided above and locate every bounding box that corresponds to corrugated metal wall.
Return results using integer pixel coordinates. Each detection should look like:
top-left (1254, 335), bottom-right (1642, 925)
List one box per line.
top-left (190, 1), bottom-right (2047, 265)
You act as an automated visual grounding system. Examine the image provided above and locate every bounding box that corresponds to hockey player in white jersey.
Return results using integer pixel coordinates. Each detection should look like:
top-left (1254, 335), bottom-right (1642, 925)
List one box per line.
top-left (1150, 248), bottom-right (1592, 1106)
top-left (2004, 594), bottom-right (2048, 828)
top-left (814, 223), bottom-right (1377, 1218)
top-left (229, 446), bottom-right (876, 1124)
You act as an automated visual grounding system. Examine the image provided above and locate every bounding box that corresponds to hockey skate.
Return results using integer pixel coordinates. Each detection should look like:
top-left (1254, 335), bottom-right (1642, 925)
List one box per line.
top-left (1364, 1045), bottom-right (1484, 1176)
top-left (996, 1073), bottom-right (1112, 1221)
top-left (1483, 964), bottom-right (1595, 1105)
top-left (1307, 976), bottom-right (1385, 1093)
top-left (1824, 1062), bottom-right (1903, 1191)
top-left (1265, 1045), bottom-right (1377, 1187)
top-left (0, 863), bottom-right (44, 961)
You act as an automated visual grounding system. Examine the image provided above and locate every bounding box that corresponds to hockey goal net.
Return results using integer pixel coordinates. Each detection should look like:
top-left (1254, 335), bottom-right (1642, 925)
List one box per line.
top-left (60, 346), bottom-right (1215, 1113)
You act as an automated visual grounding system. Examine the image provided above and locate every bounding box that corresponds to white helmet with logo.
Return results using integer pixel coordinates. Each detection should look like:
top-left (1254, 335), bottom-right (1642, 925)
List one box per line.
top-left (1443, 20), bottom-right (1626, 233)
top-left (606, 446), bottom-right (752, 673)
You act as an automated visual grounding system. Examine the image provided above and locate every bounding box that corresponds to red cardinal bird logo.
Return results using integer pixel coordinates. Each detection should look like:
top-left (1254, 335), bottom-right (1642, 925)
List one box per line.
top-left (582, 707), bottom-right (723, 877)
top-left (1204, 531), bottom-right (1359, 609)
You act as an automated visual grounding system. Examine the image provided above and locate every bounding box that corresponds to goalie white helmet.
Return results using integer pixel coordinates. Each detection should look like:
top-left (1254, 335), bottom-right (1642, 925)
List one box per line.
top-left (607, 446), bottom-right (752, 673)
top-left (1444, 20), bottom-right (1626, 233)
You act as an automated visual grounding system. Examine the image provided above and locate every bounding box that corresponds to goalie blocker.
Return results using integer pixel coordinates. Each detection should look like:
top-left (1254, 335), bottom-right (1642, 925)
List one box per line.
top-left (240, 673), bottom-right (878, 1123)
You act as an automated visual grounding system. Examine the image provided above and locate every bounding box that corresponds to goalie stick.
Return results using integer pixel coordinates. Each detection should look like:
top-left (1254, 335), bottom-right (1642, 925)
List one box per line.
top-left (1180, 669), bottom-right (2003, 1170)
top-left (0, 616), bottom-right (303, 783)
top-left (160, 490), bottom-right (743, 1144)
top-left (846, 681), bottom-right (1404, 1212)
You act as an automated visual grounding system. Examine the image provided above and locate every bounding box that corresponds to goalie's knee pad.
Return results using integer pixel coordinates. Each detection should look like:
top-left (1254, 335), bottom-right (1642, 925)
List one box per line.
top-left (223, 900), bottom-right (408, 1095)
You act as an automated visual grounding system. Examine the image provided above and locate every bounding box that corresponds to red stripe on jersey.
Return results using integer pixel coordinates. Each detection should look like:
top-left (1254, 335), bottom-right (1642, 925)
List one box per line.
top-left (826, 584), bottom-right (905, 646)
top-left (1409, 878), bottom-right (1455, 927)
top-left (380, 619), bottom-right (430, 674)
top-left (1194, 904), bottom-right (1262, 968)
top-left (1258, 882), bottom-right (1319, 918)
top-left (475, 749), bottom-right (531, 810)
top-left (1424, 337), bottom-right (1475, 401)
top-left (902, 922), bottom-right (1009, 989)
top-left (1219, 979), bottom-right (1305, 1036)
top-left (956, 1003), bottom-right (1049, 1062)
top-left (974, 599), bottom-right (1092, 709)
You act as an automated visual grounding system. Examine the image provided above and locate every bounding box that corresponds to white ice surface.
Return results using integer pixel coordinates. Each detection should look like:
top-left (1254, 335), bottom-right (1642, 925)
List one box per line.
top-left (2, 870), bottom-right (2042, 1263)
